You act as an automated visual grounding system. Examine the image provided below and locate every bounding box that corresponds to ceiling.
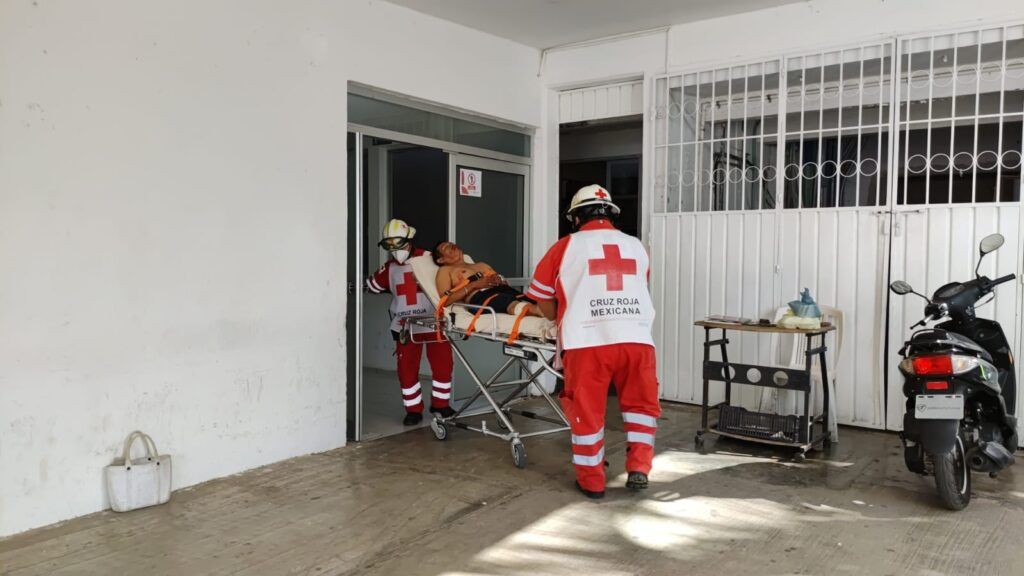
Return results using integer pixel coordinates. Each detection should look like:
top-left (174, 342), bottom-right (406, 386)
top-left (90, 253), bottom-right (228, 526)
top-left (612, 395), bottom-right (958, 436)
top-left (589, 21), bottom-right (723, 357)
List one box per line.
top-left (385, 0), bottom-right (803, 49)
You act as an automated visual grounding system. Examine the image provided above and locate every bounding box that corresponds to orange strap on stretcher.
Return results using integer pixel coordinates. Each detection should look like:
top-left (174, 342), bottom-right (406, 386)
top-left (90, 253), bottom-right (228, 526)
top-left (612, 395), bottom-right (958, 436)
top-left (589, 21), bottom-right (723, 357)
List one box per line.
top-left (436, 272), bottom-right (487, 340)
top-left (466, 293), bottom-right (500, 337)
top-left (506, 300), bottom-right (532, 344)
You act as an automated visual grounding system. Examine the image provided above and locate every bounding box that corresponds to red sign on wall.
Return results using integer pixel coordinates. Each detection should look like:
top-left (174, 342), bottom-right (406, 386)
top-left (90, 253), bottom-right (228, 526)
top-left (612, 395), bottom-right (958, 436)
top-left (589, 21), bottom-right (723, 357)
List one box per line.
top-left (459, 168), bottom-right (482, 197)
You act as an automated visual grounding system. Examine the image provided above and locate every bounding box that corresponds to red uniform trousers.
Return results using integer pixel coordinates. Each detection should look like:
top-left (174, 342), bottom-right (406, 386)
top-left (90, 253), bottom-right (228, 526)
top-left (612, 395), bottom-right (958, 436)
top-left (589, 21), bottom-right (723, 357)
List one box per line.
top-left (562, 343), bottom-right (660, 492)
top-left (395, 336), bottom-right (454, 414)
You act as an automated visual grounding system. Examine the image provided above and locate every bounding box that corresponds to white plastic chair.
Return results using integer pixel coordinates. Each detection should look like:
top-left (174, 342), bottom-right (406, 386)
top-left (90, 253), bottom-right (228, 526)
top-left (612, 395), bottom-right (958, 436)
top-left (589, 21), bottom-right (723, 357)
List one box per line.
top-left (758, 305), bottom-right (843, 443)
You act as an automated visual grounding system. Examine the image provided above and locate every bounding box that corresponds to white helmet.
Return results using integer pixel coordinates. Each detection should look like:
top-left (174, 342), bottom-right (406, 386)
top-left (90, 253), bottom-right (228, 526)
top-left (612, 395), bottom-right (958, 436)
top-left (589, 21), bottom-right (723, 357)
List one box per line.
top-left (379, 218), bottom-right (415, 250)
top-left (566, 184), bottom-right (620, 221)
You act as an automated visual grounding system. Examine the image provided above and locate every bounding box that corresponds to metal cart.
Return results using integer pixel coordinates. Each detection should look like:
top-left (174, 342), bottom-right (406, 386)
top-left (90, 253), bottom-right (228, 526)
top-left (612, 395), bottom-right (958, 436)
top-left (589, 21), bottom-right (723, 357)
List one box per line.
top-left (694, 320), bottom-right (835, 459)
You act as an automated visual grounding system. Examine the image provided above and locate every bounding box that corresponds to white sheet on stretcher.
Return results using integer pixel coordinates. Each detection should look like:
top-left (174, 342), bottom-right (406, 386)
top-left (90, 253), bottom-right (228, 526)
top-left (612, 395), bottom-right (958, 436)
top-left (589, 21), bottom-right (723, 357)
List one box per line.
top-left (408, 254), bottom-right (557, 342)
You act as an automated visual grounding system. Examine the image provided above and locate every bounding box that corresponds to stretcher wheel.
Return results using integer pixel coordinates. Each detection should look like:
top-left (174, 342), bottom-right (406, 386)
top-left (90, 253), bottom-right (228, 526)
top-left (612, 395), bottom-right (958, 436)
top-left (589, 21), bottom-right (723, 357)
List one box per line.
top-left (694, 434), bottom-right (705, 452)
top-left (431, 419), bottom-right (448, 441)
top-left (510, 440), bottom-right (526, 469)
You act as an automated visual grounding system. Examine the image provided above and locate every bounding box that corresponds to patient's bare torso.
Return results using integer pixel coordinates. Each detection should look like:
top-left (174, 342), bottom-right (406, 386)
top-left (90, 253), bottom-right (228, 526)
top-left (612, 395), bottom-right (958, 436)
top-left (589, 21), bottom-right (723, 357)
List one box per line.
top-left (443, 262), bottom-right (495, 286)
top-left (438, 262), bottom-right (499, 300)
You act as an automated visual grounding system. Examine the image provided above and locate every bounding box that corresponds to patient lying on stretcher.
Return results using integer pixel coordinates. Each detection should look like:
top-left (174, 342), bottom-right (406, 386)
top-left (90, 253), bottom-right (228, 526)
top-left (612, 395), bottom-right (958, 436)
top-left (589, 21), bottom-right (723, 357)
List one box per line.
top-left (433, 241), bottom-right (544, 317)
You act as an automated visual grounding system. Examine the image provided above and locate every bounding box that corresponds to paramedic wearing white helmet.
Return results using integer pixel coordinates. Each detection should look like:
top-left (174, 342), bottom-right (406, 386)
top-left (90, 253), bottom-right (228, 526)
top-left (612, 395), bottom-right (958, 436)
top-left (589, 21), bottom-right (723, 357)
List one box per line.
top-left (366, 219), bottom-right (455, 426)
top-left (526, 185), bottom-right (660, 499)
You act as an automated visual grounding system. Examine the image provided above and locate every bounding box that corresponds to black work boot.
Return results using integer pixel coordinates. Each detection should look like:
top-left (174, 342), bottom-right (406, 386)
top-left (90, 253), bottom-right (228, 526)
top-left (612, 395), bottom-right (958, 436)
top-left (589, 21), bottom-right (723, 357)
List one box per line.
top-left (575, 481), bottom-right (605, 500)
top-left (626, 471), bottom-right (649, 490)
top-left (403, 412), bottom-right (423, 426)
top-left (430, 406), bottom-right (455, 419)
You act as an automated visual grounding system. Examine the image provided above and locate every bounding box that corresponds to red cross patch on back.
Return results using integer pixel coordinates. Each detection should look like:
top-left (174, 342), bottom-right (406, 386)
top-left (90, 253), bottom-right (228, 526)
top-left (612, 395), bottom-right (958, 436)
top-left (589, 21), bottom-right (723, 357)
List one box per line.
top-left (588, 244), bottom-right (637, 292)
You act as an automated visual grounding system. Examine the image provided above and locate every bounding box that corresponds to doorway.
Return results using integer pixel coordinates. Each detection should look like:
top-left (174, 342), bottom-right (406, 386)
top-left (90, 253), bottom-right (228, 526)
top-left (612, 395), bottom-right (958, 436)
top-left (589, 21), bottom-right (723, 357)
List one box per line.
top-left (357, 137), bottom-right (450, 441)
top-left (559, 116), bottom-right (643, 238)
top-left (347, 134), bottom-right (531, 442)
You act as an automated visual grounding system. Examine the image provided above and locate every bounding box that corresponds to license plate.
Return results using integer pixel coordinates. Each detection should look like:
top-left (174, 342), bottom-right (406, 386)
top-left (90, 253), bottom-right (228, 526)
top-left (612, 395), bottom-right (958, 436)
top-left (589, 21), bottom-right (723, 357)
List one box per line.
top-left (914, 394), bottom-right (964, 420)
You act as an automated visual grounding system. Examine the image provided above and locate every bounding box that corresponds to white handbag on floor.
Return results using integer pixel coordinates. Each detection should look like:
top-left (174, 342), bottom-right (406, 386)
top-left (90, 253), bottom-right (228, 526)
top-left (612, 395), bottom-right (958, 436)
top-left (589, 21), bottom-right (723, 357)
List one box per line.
top-left (105, 431), bottom-right (172, 512)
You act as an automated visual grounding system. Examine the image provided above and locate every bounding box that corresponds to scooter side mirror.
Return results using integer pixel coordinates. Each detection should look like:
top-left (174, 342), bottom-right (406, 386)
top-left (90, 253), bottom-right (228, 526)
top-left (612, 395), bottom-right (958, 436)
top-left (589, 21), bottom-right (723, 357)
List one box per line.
top-left (890, 281), bottom-right (914, 295)
top-left (979, 233), bottom-right (1005, 255)
top-left (976, 233), bottom-right (1005, 277)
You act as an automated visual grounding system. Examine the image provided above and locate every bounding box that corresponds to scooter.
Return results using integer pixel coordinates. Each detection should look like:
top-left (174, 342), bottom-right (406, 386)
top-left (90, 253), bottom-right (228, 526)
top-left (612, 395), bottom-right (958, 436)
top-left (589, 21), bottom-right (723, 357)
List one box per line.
top-left (890, 233), bottom-right (1018, 510)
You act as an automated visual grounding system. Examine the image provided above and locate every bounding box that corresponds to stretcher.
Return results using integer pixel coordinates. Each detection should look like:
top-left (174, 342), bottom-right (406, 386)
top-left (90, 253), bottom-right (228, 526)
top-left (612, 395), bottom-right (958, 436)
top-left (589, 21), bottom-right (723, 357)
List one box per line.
top-left (399, 254), bottom-right (569, 468)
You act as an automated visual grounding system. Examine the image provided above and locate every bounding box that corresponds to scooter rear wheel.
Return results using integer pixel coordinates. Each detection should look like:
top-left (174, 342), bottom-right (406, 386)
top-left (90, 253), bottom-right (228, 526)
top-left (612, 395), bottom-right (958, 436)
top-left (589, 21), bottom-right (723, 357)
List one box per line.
top-left (932, 435), bottom-right (971, 511)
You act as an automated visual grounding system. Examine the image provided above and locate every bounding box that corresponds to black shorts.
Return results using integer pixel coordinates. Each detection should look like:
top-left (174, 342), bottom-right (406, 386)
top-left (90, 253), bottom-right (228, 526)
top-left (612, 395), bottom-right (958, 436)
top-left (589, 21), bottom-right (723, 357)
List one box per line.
top-left (468, 285), bottom-right (534, 313)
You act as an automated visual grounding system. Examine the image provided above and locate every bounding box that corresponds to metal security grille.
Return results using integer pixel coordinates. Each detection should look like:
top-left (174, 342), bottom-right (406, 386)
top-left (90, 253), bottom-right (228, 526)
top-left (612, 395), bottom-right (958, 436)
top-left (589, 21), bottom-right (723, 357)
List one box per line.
top-left (895, 26), bottom-right (1024, 206)
top-left (654, 47), bottom-right (894, 213)
top-left (654, 30), bottom-right (1024, 214)
top-left (783, 44), bottom-right (893, 209)
top-left (654, 61), bottom-right (781, 212)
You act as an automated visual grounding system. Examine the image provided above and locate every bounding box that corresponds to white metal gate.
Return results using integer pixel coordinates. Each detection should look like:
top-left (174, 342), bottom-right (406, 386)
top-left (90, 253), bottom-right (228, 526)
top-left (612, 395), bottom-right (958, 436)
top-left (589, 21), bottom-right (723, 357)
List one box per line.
top-left (652, 60), bottom-right (782, 409)
top-left (772, 43), bottom-right (896, 429)
top-left (652, 23), bottom-right (1024, 432)
top-left (886, 25), bottom-right (1024, 434)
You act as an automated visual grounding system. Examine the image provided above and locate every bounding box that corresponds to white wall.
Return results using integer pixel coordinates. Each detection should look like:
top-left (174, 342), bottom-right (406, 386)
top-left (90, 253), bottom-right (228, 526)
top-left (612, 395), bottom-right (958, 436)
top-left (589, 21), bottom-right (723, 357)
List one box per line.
top-left (0, 0), bottom-right (539, 537)
top-left (544, 0), bottom-right (1024, 84)
top-left (666, 0), bottom-right (1024, 70)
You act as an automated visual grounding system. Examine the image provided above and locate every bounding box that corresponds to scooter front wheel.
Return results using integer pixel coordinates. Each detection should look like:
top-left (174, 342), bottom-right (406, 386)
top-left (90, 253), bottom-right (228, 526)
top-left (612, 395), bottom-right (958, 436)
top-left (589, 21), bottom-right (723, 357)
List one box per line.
top-left (932, 435), bottom-right (971, 511)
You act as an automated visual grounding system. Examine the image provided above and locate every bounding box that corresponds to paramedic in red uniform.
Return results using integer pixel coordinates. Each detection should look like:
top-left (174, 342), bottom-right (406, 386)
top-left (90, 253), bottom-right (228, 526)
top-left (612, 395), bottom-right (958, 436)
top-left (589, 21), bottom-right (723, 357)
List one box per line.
top-left (366, 219), bottom-right (455, 426)
top-left (526, 185), bottom-right (659, 499)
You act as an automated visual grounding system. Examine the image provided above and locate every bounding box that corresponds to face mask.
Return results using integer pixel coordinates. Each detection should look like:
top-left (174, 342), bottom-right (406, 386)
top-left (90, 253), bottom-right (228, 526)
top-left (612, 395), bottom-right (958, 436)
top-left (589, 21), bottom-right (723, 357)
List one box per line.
top-left (391, 249), bottom-right (411, 264)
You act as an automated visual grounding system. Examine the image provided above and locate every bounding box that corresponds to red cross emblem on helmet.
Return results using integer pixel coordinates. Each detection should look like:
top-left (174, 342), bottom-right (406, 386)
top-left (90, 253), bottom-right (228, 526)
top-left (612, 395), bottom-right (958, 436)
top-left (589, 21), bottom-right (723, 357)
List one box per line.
top-left (567, 185), bottom-right (619, 219)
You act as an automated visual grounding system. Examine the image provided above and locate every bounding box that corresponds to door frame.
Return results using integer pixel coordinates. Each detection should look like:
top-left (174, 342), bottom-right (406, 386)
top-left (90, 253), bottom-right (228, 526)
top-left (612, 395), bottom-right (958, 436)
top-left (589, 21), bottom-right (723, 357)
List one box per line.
top-left (348, 131), bottom-right (364, 442)
top-left (347, 127), bottom-right (533, 442)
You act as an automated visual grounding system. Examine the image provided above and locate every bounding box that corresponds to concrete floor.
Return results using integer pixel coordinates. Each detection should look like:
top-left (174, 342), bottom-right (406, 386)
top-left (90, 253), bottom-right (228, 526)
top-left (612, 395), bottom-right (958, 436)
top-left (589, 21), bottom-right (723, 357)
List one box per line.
top-left (360, 367), bottom-right (434, 440)
top-left (360, 368), bottom-right (510, 440)
top-left (3, 402), bottom-right (1024, 576)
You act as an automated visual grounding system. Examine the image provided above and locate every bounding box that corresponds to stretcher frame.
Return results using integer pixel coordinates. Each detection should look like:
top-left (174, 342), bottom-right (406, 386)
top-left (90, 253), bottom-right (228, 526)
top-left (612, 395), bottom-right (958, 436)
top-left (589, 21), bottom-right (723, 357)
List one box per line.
top-left (402, 303), bottom-right (569, 469)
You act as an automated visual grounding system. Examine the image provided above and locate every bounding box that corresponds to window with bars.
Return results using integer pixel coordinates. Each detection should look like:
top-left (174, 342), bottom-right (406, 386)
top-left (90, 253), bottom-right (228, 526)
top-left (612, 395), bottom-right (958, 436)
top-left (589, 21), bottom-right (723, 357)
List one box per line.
top-left (782, 44), bottom-right (893, 209)
top-left (896, 27), bottom-right (1024, 205)
top-left (654, 61), bottom-right (780, 212)
top-left (651, 25), bottom-right (1024, 214)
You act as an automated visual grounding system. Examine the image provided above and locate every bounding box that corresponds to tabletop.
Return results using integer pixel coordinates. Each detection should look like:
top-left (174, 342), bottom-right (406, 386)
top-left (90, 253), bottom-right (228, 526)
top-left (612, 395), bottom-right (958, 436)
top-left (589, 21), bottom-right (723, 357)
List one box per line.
top-left (694, 320), bottom-right (835, 335)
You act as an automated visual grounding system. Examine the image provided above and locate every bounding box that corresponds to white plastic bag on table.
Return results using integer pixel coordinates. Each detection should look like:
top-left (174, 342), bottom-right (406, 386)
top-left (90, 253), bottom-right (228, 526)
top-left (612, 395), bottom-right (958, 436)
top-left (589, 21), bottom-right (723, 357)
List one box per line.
top-left (104, 431), bottom-right (172, 512)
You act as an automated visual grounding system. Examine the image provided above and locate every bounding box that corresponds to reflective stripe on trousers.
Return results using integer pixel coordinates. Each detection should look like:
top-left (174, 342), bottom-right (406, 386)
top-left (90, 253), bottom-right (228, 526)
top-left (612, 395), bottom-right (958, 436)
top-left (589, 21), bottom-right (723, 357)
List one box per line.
top-left (571, 427), bottom-right (605, 467)
top-left (431, 380), bottom-right (451, 400)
